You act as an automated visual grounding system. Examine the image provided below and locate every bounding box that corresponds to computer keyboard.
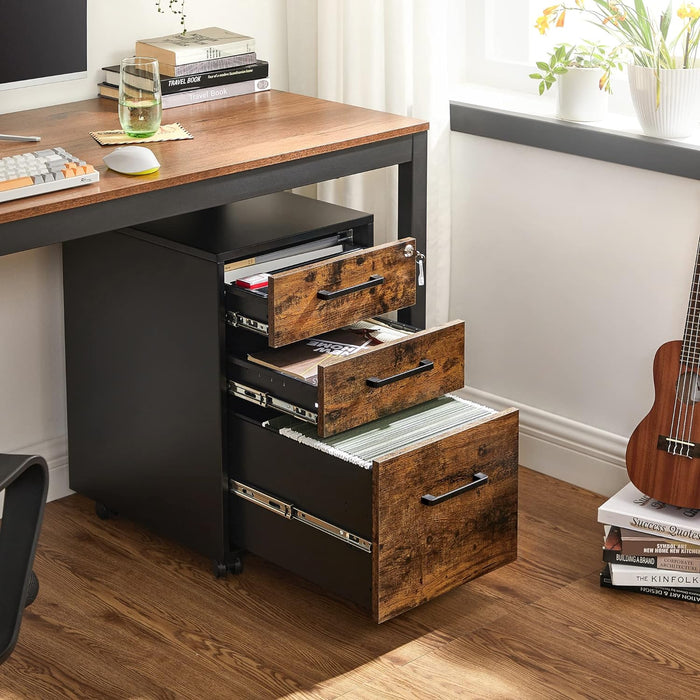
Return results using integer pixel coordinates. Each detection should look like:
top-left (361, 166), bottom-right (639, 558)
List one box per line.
top-left (0, 147), bottom-right (99, 203)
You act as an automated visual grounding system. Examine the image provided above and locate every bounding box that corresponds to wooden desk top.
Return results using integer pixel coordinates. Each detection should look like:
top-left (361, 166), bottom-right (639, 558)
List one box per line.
top-left (0, 91), bottom-right (428, 227)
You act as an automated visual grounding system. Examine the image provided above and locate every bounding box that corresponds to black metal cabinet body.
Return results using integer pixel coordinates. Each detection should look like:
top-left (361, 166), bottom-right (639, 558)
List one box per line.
top-left (63, 193), bottom-right (376, 563)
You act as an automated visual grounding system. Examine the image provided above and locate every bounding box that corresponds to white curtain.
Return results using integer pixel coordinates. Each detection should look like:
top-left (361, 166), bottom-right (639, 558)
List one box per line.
top-left (286, 0), bottom-right (452, 326)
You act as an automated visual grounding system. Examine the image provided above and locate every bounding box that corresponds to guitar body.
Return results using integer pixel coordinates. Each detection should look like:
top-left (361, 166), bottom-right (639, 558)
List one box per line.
top-left (626, 340), bottom-right (700, 509)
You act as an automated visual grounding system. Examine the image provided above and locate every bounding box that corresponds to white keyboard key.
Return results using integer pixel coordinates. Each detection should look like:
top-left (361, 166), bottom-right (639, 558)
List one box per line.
top-left (0, 146), bottom-right (99, 203)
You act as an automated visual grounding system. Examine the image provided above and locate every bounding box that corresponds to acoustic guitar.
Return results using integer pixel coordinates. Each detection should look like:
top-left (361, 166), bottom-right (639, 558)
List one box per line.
top-left (626, 243), bottom-right (700, 509)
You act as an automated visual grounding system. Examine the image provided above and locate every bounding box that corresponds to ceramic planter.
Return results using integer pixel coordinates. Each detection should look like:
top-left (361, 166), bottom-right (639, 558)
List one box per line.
top-left (557, 68), bottom-right (608, 122)
top-left (628, 64), bottom-right (700, 139)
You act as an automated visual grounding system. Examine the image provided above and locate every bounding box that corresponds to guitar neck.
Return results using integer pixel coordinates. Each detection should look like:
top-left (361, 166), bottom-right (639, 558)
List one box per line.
top-left (681, 239), bottom-right (700, 367)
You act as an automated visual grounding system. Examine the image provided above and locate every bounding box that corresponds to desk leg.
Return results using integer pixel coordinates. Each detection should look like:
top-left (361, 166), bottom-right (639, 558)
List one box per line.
top-left (398, 130), bottom-right (427, 329)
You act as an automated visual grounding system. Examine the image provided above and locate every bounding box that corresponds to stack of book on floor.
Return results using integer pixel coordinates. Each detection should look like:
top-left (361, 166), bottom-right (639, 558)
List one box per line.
top-left (98, 26), bottom-right (270, 109)
top-left (598, 482), bottom-right (700, 604)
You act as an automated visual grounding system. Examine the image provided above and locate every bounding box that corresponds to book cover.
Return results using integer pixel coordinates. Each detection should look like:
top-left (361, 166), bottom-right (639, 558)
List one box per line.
top-left (598, 482), bottom-right (700, 546)
top-left (135, 27), bottom-right (255, 66)
top-left (98, 82), bottom-right (118, 101)
top-left (602, 548), bottom-right (700, 572)
top-left (607, 562), bottom-right (700, 588)
top-left (158, 52), bottom-right (257, 78)
top-left (247, 327), bottom-right (381, 385)
top-left (161, 78), bottom-right (270, 109)
top-left (603, 525), bottom-right (700, 570)
top-left (103, 60), bottom-right (268, 95)
top-left (224, 242), bottom-right (345, 285)
top-left (604, 525), bottom-right (700, 556)
top-left (600, 565), bottom-right (700, 604)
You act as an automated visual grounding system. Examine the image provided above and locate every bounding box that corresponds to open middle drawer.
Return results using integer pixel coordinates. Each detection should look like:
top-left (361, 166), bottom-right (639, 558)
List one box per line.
top-left (225, 238), bottom-right (418, 347)
top-left (228, 319), bottom-right (465, 437)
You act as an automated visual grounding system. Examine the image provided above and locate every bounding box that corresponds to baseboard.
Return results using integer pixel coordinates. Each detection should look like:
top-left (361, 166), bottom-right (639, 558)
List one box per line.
top-left (1, 392), bottom-right (629, 516)
top-left (0, 434), bottom-right (72, 517)
top-left (457, 387), bottom-right (630, 496)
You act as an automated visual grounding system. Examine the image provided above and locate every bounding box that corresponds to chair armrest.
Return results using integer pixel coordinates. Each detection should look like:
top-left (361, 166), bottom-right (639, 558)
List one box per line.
top-left (0, 454), bottom-right (48, 665)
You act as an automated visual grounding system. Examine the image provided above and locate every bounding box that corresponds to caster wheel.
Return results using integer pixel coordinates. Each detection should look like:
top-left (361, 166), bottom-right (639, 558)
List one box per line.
top-left (95, 502), bottom-right (117, 520)
top-left (24, 570), bottom-right (39, 607)
top-left (213, 560), bottom-right (229, 578)
top-left (229, 556), bottom-right (243, 575)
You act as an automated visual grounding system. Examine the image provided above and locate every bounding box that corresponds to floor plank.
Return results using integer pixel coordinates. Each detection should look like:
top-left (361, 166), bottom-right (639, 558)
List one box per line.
top-left (1, 467), bottom-right (698, 699)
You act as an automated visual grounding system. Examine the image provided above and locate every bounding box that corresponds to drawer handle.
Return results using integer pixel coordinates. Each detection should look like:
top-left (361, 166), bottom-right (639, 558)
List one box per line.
top-left (421, 472), bottom-right (489, 506)
top-left (317, 274), bottom-right (384, 300)
top-left (366, 359), bottom-right (434, 388)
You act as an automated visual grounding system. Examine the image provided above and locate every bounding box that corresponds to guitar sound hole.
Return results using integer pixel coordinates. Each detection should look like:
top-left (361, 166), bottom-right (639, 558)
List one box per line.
top-left (676, 371), bottom-right (700, 404)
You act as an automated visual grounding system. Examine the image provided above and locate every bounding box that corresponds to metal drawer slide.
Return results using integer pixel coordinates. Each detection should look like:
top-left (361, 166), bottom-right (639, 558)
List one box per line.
top-left (230, 479), bottom-right (372, 553)
top-left (228, 380), bottom-right (318, 424)
top-left (226, 311), bottom-right (269, 337)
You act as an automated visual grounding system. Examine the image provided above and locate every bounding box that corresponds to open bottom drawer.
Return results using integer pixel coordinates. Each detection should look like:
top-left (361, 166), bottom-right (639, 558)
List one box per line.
top-left (228, 396), bottom-right (518, 622)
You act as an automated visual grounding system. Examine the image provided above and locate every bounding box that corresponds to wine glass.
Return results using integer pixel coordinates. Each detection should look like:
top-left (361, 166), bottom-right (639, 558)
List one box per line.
top-left (118, 57), bottom-right (162, 138)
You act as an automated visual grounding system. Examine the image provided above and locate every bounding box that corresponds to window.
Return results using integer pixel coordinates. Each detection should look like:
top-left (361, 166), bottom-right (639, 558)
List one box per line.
top-left (457, 0), bottom-right (638, 114)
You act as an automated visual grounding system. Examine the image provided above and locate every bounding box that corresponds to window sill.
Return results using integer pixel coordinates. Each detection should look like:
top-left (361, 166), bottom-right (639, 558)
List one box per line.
top-left (449, 84), bottom-right (700, 181)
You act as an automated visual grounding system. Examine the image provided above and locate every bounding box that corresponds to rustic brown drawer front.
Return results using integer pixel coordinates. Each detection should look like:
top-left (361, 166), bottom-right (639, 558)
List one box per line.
top-left (372, 408), bottom-right (518, 623)
top-left (317, 321), bottom-right (465, 436)
top-left (266, 238), bottom-right (417, 347)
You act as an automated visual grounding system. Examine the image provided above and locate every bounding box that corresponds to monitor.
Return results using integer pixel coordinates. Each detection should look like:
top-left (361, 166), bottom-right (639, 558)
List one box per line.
top-left (0, 0), bottom-right (87, 91)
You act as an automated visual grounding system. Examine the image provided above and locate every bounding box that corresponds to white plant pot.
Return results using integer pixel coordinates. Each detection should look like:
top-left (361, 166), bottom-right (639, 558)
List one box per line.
top-left (557, 68), bottom-right (608, 122)
top-left (628, 64), bottom-right (700, 139)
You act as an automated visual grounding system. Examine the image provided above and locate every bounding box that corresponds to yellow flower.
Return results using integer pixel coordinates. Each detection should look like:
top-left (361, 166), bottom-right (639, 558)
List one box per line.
top-left (575, 0), bottom-right (585, 7)
top-left (603, 4), bottom-right (626, 25)
top-left (556, 9), bottom-right (566, 27)
top-left (535, 14), bottom-right (551, 34)
top-left (534, 4), bottom-right (562, 34)
top-left (678, 3), bottom-right (700, 20)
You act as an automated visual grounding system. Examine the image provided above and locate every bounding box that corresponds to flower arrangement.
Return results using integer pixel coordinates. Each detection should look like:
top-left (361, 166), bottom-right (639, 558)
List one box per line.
top-left (535, 1), bottom-right (700, 70)
top-left (530, 40), bottom-right (624, 93)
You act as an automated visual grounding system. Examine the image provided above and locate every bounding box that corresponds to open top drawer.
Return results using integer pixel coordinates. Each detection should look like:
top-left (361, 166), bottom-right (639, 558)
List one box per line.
top-left (226, 238), bottom-right (418, 347)
top-left (228, 319), bottom-right (465, 436)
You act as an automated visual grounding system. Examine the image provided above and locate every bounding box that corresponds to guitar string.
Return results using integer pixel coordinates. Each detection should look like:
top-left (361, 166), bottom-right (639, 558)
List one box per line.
top-left (671, 236), bottom-right (700, 456)
top-left (678, 255), bottom-right (699, 454)
top-left (683, 249), bottom-right (700, 455)
top-left (670, 239), bottom-right (698, 454)
top-left (677, 266), bottom-right (695, 455)
top-left (669, 287), bottom-right (689, 456)
top-left (686, 265), bottom-right (700, 456)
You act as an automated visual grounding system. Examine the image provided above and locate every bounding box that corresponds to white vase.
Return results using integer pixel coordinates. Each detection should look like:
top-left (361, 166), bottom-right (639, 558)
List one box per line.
top-left (627, 64), bottom-right (700, 139)
top-left (557, 68), bottom-right (608, 122)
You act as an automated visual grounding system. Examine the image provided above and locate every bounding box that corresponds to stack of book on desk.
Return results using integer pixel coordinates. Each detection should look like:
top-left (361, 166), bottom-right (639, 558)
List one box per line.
top-left (98, 27), bottom-right (270, 109)
top-left (598, 482), bottom-right (700, 604)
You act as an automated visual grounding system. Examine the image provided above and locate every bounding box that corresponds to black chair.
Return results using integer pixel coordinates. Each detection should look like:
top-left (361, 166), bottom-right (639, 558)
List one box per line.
top-left (0, 454), bottom-right (48, 664)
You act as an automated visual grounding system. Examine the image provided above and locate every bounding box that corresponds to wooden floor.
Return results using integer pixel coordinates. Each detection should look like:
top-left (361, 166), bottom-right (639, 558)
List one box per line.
top-left (2, 467), bottom-right (699, 699)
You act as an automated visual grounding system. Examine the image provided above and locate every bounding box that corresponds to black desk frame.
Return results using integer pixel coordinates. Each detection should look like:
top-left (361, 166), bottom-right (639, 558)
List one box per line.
top-left (11, 125), bottom-right (429, 569)
top-left (1, 133), bottom-right (428, 324)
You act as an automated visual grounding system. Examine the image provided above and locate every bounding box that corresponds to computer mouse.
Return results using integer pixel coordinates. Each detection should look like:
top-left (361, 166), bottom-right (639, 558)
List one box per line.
top-left (103, 146), bottom-right (160, 175)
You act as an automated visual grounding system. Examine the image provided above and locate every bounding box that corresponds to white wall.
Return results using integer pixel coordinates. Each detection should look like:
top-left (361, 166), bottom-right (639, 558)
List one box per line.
top-left (0, 1), bottom-right (289, 503)
top-left (6, 0), bottom-right (693, 504)
top-left (451, 133), bottom-right (700, 494)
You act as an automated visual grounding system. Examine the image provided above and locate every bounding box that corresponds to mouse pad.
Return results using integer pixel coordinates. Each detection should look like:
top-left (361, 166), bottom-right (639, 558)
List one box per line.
top-left (90, 122), bottom-right (193, 146)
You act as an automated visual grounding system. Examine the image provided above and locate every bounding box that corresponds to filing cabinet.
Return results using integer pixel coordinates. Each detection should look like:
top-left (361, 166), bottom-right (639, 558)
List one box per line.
top-left (63, 191), bottom-right (518, 623)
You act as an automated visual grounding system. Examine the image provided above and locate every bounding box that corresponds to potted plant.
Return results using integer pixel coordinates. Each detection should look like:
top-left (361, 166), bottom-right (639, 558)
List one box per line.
top-left (530, 40), bottom-right (624, 120)
top-left (536, 1), bottom-right (700, 138)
